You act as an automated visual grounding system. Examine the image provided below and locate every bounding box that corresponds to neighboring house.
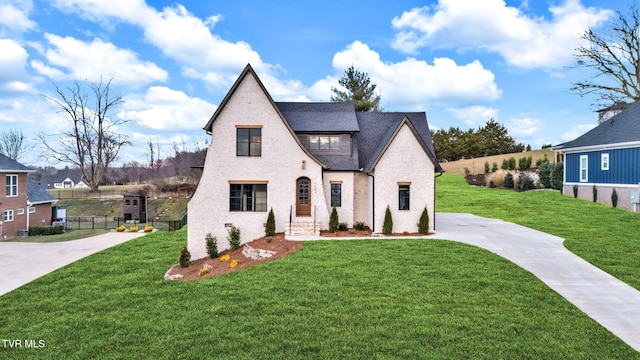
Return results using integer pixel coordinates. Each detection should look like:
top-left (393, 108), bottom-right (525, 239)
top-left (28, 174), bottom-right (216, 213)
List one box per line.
top-left (188, 64), bottom-right (442, 259)
top-left (41, 168), bottom-right (89, 189)
top-left (553, 100), bottom-right (640, 211)
top-left (0, 154), bottom-right (57, 238)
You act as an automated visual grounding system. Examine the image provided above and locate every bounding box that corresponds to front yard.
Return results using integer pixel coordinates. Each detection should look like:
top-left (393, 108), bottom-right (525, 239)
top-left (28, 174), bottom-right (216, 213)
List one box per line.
top-left (0, 174), bottom-right (639, 358)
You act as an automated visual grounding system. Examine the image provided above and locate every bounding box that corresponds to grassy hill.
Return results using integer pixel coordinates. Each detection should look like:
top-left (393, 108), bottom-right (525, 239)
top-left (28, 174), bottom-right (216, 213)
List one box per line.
top-left (440, 148), bottom-right (555, 176)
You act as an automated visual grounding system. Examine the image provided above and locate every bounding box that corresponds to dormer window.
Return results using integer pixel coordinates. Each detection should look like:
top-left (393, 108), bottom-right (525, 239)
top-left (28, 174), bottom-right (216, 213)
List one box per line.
top-left (236, 126), bottom-right (262, 157)
top-left (309, 135), bottom-right (340, 150)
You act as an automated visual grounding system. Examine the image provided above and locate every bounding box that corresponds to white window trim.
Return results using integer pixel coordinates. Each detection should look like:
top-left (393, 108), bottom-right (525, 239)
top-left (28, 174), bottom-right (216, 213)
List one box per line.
top-left (17, 208), bottom-right (24, 215)
top-left (601, 153), bottom-right (609, 170)
top-left (4, 209), bottom-right (14, 222)
top-left (6, 174), bottom-right (18, 197)
top-left (28, 206), bottom-right (35, 214)
top-left (580, 155), bottom-right (588, 182)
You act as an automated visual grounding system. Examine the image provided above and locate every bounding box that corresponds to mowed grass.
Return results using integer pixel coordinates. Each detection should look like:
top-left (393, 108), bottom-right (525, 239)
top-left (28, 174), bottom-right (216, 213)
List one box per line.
top-left (0, 228), bottom-right (638, 359)
top-left (436, 173), bottom-right (640, 291)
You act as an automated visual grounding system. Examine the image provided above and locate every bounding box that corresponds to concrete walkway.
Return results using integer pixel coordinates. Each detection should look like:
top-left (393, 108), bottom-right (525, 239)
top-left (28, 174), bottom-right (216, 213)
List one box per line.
top-left (0, 231), bottom-right (146, 296)
top-left (288, 212), bottom-right (640, 352)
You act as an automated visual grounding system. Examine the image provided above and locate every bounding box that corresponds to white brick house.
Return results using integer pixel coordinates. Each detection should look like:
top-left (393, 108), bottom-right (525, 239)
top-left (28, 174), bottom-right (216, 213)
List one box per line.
top-left (188, 64), bottom-right (443, 259)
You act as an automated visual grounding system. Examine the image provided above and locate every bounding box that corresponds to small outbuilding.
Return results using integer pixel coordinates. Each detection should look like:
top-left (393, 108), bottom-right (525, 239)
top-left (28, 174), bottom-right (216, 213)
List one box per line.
top-left (123, 194), bottom-right (147, 223)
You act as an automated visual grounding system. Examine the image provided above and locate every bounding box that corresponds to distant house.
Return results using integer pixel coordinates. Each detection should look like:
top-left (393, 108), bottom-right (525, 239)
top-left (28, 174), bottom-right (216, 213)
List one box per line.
top-left (0, 154), bottom-right (57, 238)
top-left (187, 64), bottom-right (442, 259)
top-left (41, 168), bottom-right (88, 189)
top-left (553, 100), bottom-right (640, 210)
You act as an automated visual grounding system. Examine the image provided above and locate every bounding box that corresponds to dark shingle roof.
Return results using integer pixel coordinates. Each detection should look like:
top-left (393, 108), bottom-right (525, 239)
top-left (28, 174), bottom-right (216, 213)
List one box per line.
top-left (276, 102), bottom-right (360, 132)
top-left (354, 112), bottom-right (442, 173)
top-left (556, 100), bottom-right (640, 150)
top-left (0, 153), bottom-right (33, 172)
top-left (27, 178), bottom-right (57, 205)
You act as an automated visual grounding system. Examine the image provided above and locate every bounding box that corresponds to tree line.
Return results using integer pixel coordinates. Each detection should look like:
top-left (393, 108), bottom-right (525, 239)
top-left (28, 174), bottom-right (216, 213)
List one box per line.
top-left (431, 119), bottom-right (528, 162)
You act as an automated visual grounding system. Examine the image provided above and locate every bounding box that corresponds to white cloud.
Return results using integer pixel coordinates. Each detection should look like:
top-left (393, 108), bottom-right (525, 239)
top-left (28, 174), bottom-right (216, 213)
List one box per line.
top-left (561, 123), bottom-right (596, 142)
top-left (31, 34), bottom-right (168, 86)
top-left (448, 106), bottom-right (498, 127)
top-left (391, 0), bottom-right (611, 68)
top-left (0, 39), bottom-right (35, 94)
top-left (508, 117), bottom-right (540, 136)
top-left (318, 41), bottom-right (501, 109)
top-left (0, 1), bottom-right (36, 36)
top-left (50, 0), bottom-right (265, 88)
top-left (120, 86), bottom-right (215, 130)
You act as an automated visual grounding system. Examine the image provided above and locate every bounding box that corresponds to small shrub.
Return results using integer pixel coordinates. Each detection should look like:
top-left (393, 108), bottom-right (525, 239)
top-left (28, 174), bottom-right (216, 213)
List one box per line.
top-left (537, 162), bottom-right (552, 188)
top-left (179, 246), bottom-right (191, 268)
top-left (484, 162), bottom-right (490, 173)
top-left (491, 162), bottom-right (498, 172)
top-left (418, 207), bottom-right (429, 235)
top-left (503, 173), bottom-right (514, 189)
top-left (338, 222), bottom-right (348, 231)
top-left (198, 268), bottom-right (209, 277)
top-left (29, 225), bottom-right (65, 236)
top-left (206, 233), bottom-right (218, 258)
top-left (382, 206), bottom-right (393, 235)
top-left (129, 226), bottom-right (139, 232)
top-left (227, 225), bottom-right (241, 250)
top-left (329, 207), bottom-right (339, 232)
top-left (220, 255), bottom-right (230, 261)
top-left (517, 174), bottom-right (536, 192)
top-left (573, 184), bottom-right (579, 198)
top-left (612, 188), bottom-right (618, 208)
top-left (536, 154), bottom-right (549, 167)
top-left (488, 180), bottom-right (495, 188)
top-left (508, 157), bottom-right (516, 170)
top-left (143, 225), bottom-right (154, 232)
top-left (464, 167), bottom-right (471, 177)
top-left (593, 185), bottom-right (598, 203)
top-left (354, 221), bottom-right (367, 231)
top-left (230, 259), bottom-right (240, 268)
top-left (116, 225), bottom-right (126, 232)
top-left (550, 162), bottom-right (564, 191)
top-left (518, 157), bottom-right (528, 170)
top-left (265, 208), bottom-right (276, 237)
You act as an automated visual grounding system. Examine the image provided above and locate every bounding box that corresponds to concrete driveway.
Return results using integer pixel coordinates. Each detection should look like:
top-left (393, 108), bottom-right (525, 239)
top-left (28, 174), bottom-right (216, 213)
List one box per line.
top-left (433, 213), bottom-right (640, 352)
top-left (0, 231), bottom-right (146, 296)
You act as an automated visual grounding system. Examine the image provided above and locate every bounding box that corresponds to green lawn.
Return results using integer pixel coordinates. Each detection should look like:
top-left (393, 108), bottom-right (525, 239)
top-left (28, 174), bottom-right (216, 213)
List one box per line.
top-left (1, 175), bottom-right (639, 358)
top-left (436, 174), bottom-right (640, 291)
top-left (0, 228), bottom-right (638, 358)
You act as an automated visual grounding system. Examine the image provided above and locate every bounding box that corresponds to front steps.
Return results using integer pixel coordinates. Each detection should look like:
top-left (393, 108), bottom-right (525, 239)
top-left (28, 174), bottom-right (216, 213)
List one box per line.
top-left (287, 219), bottom-right (320, 235)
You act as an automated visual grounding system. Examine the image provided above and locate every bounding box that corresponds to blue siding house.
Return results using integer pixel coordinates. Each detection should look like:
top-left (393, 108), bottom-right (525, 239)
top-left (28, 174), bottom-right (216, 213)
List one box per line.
top-left (553, 101), bottom-right (640, 210)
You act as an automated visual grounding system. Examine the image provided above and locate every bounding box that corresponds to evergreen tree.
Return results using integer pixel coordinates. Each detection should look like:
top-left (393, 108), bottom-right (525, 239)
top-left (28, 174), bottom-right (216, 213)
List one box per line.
top-left (265, 208), bottom-right (276, 237)
top-left (331, 66), bottom-right (381, 112)
top-left (382, 206), bottom-right (393, 235)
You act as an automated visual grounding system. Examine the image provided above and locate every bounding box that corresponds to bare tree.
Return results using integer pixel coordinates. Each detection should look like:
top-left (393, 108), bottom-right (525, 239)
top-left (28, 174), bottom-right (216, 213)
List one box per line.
top-left (0, 129), bottom-right (33, 161)
top-left (572, 2), bottom-right (640, 107)
top-left (39, 77), bottom-right (130, 191)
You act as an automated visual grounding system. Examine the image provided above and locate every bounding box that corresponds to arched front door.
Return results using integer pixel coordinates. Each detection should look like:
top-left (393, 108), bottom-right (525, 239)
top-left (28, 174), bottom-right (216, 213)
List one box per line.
top-left (296, 177), bottom-right (311, 216)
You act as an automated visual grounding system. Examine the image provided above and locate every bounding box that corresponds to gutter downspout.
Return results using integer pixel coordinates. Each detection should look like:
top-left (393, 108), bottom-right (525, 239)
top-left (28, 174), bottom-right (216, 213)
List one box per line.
top-left (367, 172), bottom-right (375, 232)
top-left (434, 171), bottom-right (444, 231)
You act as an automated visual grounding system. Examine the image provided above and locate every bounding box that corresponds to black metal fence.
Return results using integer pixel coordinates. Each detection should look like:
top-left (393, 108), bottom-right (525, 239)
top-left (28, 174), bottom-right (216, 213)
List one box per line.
top-left (63, 213), bottom-right (187, 232)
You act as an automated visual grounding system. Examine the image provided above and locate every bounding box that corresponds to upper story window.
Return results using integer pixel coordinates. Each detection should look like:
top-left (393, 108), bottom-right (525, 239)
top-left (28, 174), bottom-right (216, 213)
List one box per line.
top-left (236, 126), bottom-right (262, 157)
top-left (601, 153), bottom-right (609, 170)
top-left (6, 175), bottom-right (17, 197)
top-left (309, 135), bottom-right (340, 150)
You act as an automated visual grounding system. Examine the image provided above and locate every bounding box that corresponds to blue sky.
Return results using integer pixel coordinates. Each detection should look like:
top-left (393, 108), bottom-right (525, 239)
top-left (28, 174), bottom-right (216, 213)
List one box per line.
top-left (0, 0), bottom-right (621, 166)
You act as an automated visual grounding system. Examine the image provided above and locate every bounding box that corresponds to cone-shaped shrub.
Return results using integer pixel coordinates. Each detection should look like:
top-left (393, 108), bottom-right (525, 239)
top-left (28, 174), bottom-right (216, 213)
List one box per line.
top-left (179, 246), bottom-right (191, 268)
top-left (329, 207), bottom-right (339, 232)
top-left (382, 206), bottom-right (393, 235)
top-left (265, 208), bottom-right (276, 236)
top-left (418, 207), bottom-right (429, 235)
top-left (612, 188), bottom-right (618, 208)
top-left (206, 233), bottom-right (218, 258)
top-left (228, 225), bottom-right (241, 250)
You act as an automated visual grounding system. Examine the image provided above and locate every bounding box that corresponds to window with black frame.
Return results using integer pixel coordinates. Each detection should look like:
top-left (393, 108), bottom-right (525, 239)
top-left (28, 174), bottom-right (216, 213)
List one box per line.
top-left (230, 184), bottom-right (267, 211)
top-left (399, 184), bottom-right (410, 210)
top-left (236, 127), bottom-right (262, 156)
top-left (331, 183), bottom-right (342, 207)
